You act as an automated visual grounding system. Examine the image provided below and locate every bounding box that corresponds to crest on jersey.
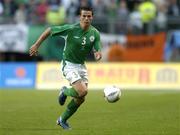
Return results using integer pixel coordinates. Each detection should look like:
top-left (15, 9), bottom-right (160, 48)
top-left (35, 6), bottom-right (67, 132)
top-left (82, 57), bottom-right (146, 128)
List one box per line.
top-left (89, 36), bottom-right (95, 42)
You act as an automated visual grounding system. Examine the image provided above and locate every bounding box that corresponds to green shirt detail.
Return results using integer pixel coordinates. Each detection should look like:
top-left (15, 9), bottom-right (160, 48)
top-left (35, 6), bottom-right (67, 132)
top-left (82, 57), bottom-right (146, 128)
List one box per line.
top-left (50, 23), bottom-right (101, 64)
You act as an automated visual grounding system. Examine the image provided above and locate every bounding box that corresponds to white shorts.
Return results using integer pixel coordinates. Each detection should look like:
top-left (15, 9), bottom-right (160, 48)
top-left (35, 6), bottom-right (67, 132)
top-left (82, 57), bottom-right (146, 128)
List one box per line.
top-left (61, 61), bottom-right (88, 84)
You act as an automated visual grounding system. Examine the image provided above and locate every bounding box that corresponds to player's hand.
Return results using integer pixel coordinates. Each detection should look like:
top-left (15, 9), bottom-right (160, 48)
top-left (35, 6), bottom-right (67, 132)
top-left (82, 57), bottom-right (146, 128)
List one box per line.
top-left (29, 44), bottom-right (39, 56)
top-left (94, 51), bottom-right (102, 61)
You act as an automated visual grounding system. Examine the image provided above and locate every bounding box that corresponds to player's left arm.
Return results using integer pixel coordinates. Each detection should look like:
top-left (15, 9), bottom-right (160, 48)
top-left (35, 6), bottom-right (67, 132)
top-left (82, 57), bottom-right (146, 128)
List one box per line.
top-left (93, 31), bottom-right (102, 61)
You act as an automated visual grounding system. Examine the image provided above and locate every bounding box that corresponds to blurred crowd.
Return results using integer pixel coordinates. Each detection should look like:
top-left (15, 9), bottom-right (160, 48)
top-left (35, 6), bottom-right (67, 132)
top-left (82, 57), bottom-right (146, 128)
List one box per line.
top-left (0, 0), bottom-right (180, 62)
top-left (0, 0), bottom-right (180, 34)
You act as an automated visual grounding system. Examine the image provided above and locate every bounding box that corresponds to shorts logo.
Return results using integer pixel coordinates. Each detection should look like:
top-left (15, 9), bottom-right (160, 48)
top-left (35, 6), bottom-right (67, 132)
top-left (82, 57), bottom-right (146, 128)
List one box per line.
top-left (90, 36), bottom-right (95, 42)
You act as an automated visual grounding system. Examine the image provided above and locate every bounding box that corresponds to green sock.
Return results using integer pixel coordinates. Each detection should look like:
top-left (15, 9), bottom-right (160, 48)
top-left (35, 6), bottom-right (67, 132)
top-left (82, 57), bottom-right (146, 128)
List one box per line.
top-left (61, 99), bottom-right (79, 122)
top-left (64, 87), bottom-right (79, 97)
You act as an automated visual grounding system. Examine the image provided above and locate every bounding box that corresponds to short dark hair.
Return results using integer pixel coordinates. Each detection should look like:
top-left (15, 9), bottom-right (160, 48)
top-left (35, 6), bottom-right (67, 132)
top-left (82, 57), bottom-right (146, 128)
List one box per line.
top-left (79, 6), bottom-right (93, 15)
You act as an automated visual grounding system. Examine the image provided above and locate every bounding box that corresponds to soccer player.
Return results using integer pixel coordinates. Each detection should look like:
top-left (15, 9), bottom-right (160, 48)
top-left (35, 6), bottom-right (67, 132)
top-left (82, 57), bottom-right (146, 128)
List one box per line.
top-left (29, 6), bottom-right (102, 130)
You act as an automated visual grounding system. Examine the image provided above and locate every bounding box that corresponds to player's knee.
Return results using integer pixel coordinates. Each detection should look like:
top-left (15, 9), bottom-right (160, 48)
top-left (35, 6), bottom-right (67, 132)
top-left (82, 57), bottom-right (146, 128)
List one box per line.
top-left (77, 85), bottom-right (88, 97)
top-left (73, 81), bottom-right (88, 97)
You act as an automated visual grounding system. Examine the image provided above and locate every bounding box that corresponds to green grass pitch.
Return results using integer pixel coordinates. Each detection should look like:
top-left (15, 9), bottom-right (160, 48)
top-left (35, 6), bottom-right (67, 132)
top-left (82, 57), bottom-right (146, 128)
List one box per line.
top-left (0, 90), bottom-right (180, 135)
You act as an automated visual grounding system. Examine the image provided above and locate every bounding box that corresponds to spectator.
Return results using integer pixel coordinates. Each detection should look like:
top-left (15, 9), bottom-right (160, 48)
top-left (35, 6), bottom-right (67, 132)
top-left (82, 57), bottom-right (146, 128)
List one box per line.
top-left (0, 1), bottom-right (3, 15)
top-left (92, 0), bottom-right (107, 31)
top-left (36, 0), bottom-right (48, 25)
top-left (46, 0), bottom-right (66, 25)
top-left (93, 0), bottom-right (106, 18)
top-left (156, 3), bottom-right (167, 31)
top-left (26, 0), bottom-right (38, 25)
top-left (138, 0), bottom-right (157, 34)
top-left (61, 0), bottom-right (74, 11)
top-left (2, 0), bottom-right (17, 23)
top-left (107, 0), bottom-right (117, 19)
top-left (129, 2), bottom-right (142, 34)
top-left (14, 3), bottom-right (26, 24)
top-left (106, 0), bottom-right (117, 33)
top-left (57, 3), bottom-right (66, 24)
top-left (66, 1), bottom-right (78, 23)
top-left (117, 0), bottom-right (129, 18)
top-left (153, 0), bottom-right (167, 6)
top-left (167, 0), bottom-right (180, 16)
top-left (116, 0), bottom-right (129, 34)
top-left (124, 0), bottom-right (141, 12)
top-left (0, 1), bottom-right (3, 23)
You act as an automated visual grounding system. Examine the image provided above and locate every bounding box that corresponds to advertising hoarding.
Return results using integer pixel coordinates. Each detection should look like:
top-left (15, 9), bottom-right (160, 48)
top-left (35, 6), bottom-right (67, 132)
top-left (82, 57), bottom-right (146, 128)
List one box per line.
top-left (1, 63), bottom-right (36, 88)
top-left (36, 62), bottom-right (180, 90)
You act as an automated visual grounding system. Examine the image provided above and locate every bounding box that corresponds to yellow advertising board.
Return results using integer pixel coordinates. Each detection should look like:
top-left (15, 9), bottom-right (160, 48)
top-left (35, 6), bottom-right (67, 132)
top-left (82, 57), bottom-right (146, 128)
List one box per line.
top-left (36, 62), bottom-right (180, 90)
top-left (36, 62), bottom-right (68, 89)
top-left (86, 63), bottom-right (180, 89)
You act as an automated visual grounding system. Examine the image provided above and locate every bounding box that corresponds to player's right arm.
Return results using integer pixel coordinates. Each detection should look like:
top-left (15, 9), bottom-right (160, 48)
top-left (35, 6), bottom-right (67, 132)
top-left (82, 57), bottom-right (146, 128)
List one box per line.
top-left (29, 24), bottom-right (73, 56)
top-left (29, 27), bottom-right (51, 56)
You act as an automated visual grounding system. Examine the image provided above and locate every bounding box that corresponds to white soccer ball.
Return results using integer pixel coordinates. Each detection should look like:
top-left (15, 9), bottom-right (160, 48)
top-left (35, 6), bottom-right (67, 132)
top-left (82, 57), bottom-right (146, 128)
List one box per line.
top-left (104, 85), bottom-right (121, 103)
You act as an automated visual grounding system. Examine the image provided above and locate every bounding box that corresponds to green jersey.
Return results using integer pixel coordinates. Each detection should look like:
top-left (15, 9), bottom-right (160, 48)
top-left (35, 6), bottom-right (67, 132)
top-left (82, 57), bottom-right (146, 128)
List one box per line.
top-left (50, 23), bottom-right (101, 64)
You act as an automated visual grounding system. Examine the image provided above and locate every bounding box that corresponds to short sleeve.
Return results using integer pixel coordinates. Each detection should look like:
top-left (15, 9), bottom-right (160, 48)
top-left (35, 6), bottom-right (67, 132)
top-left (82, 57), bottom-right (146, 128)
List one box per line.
top-left (94, 30), bottom-right (102, 52)
top-left (50, 24), bottom-right (73, 36)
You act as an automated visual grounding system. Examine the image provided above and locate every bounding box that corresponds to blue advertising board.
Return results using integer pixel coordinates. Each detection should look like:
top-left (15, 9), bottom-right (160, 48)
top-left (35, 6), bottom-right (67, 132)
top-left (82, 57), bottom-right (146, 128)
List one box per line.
top-left (1, 62), bottom-right (36, 88)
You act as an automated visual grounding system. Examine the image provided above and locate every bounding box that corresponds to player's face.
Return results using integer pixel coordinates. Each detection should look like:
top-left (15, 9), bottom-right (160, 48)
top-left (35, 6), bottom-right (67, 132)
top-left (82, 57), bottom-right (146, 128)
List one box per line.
top-left (80, 10), bottom-right (93, 28)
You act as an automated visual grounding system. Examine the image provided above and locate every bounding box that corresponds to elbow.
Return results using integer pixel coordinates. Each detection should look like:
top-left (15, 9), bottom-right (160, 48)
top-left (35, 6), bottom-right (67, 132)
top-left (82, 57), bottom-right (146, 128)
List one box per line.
top-left (46, 27), bottom-right (51, 35)
top-left (47, 27), bottom-right (51, 32)
top-left (42, 27), bottom-right (51, 39)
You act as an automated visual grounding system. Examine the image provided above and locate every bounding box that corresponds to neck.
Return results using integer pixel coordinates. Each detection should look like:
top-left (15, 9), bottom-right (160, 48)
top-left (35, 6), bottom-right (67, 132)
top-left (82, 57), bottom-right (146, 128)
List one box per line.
top-left (80, 22), bottom-right (89, 31)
